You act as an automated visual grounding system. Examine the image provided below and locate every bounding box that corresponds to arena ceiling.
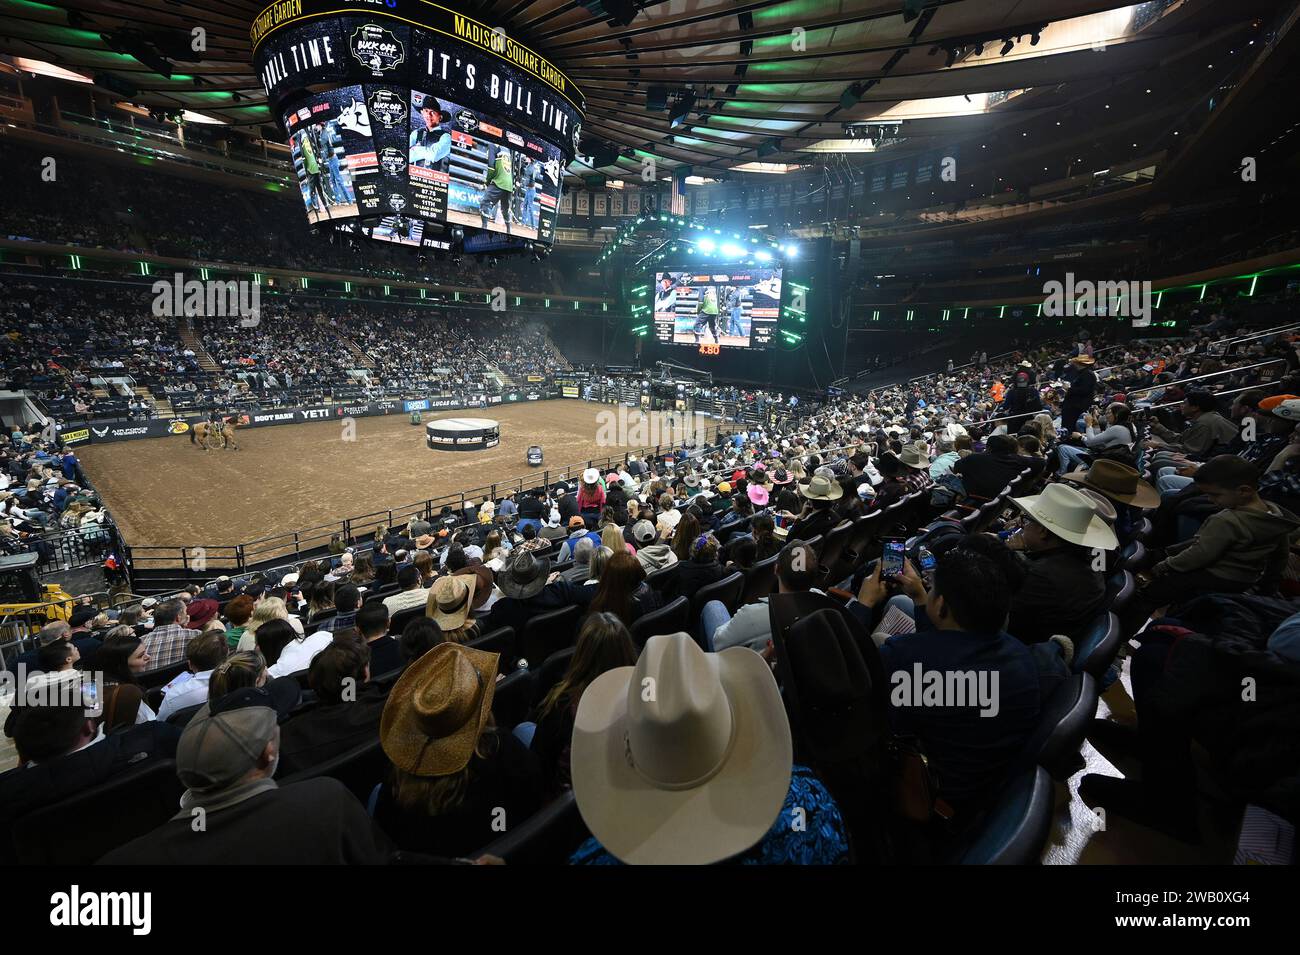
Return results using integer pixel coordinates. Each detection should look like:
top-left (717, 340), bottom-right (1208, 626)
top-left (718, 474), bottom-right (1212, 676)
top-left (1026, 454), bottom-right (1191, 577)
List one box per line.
top-left (0, 0), bottom-right (1289, 182)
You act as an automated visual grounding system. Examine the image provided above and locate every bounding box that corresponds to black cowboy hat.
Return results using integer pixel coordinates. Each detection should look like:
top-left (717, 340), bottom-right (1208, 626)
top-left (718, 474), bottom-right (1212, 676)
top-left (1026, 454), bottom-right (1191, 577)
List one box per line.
top-left (498, 550), bottom-right (551, 599)
top-left (768, 594), bottom-right (889, 764)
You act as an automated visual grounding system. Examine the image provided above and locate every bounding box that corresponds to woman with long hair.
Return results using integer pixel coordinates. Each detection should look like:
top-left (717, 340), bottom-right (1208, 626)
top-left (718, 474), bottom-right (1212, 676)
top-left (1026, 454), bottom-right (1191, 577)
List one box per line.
top-left (531, 612), bottom-right (637, 793)
top-left (412, 550), bottom-right (436, 588)
top-left (669, 512), bottom-right (701, 562)
top-left (587, 550), bottom-right (661, 626)
top-left (751, 514), bottom-right (781, 560)
top-left (600, 522), bottom-right (632, 556)
top-left (208, 649), bottom-right (269, 701)
top-left (96, 626), bottom-right (155, 731)
top-left (351, 552), bottom-right (376, 585)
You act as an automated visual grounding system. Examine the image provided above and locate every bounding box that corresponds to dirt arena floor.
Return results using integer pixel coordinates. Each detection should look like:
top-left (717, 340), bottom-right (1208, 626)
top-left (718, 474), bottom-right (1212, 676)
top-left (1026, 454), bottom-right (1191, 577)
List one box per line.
top-left (77, 401), bottom-right (720, 556)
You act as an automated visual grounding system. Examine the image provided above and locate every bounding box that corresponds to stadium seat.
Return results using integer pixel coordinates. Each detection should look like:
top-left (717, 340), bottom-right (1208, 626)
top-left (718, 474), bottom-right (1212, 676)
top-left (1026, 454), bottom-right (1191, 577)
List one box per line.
top-left (387, 605), bottom-right (426, 636)
top-left (533, 646), bottom-right (576, 706)
top-left (1027, 673), bottom-right (1099, 780)
top-left (1134, 516), bottom-right (1154, 542)
top-left (689, 571), bottom-right (745, 644)
top-left (166, 703), bottom-right (205, 728)
top-left (740, 554), bottom-right (779, 605)
top-left (1073, 612), bottom-right (1123, 677)
top-left (466, 625), bottom-right (516, 661)
top-left (945, 766), bottom-right (1054, 865)
top-left (519, 604), bottom-right (581, 666)
top-left (474, 790), bottom-right (590, 865)
top-left (818, 521), bottom-right (855, 582)
top-left (1120, 540), bottom-right (1146, 572)
top-left (630, 595), bottom-right (690, 649)
top-left (139, 661), bottom-right (188, 691)
top-left (844, 512), bottom-right (882, 565)
top-left (9, 758), bottom-right (184, 866)
top-left (490, 668), bottom-right (537, 731)
top-left (1106, 570), bottom-right (1136, 613)
top-left (277, 737), bottom-right (387, 805)
top-left (645, 562), bottom-right (681, 593)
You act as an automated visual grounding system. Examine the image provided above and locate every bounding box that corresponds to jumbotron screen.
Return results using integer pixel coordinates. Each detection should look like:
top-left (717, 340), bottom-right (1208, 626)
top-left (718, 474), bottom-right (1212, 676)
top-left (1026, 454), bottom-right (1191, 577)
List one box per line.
top-left (282, 86), bottom-right (564, 243)
top-left (251, 0), bottom-right (583, 250)
top-left (653, 269), bottom-right (782, 349)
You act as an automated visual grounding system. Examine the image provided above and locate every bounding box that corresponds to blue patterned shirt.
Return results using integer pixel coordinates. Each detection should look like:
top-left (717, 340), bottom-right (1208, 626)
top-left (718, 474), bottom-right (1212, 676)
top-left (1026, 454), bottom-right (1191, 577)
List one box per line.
top-left (569, 765), bottom-right (849, 865)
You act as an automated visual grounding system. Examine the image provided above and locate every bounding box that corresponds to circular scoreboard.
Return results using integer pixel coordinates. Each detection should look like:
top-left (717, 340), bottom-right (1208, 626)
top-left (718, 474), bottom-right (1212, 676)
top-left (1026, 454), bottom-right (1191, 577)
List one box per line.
top-left (249, 0), bottom-right (584, 253)
top-left (426, 417), bottom-right (501, 451)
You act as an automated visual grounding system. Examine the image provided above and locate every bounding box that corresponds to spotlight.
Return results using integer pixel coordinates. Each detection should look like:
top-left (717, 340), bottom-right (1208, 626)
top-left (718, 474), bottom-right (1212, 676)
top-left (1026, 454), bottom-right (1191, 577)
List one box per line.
top-left (1030, 30), bottom-right (1041, 45)
top-left (1000, 38), bottom-right (1014, 56)
top-left (944, 46), bottom-right (956, 68)
top-left (720, 242), bottom-right (743, 258)
top-left (697, 237), bottom-right (716, 253)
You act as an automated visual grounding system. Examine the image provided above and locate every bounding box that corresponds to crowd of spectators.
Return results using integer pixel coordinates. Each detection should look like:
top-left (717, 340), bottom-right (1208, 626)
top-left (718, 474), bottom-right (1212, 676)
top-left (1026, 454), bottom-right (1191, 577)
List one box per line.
top-left (3, 300), bottom-right (1300, 865)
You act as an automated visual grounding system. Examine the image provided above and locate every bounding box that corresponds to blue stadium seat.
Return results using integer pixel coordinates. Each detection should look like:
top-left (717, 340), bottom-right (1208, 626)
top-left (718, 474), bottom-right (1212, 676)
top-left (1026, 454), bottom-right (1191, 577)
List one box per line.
top-left (946, 766), bottom-right (1054, 865)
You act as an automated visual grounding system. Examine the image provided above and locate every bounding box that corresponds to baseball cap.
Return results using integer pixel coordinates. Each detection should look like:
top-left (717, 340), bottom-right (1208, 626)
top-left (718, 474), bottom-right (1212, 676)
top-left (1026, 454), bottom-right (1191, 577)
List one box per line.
top-left (68, 606), bottom-right (98, 628)
top-left (632, 520), bottom-right (657, 545)
top-left (176, 687), bottom-right (280, 793)
top-left (568, 515), bottom-right (587, 530)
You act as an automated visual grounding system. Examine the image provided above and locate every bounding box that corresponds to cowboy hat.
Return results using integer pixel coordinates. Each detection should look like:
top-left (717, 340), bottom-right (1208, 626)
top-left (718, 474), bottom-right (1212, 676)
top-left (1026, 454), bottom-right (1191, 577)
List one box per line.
top-left (770, 468), bottom-right (793, 485)
top-left (1075, 487), bottom-right (1118, 524)
top-left (497, 550), bottom-right (551, 599)
top-left (451, 563), bottom-right (495, 611)
top-left (1069, 355), bottom-right (1096, 365)
top-left (684, 473), bottom-right (700, 488)
top-left (747, 483), bottom-right (769, 506)
top-left (381, 643), bottom-right (500, 777)
top-left (581, 468), bottom-right (601, 485)
top-left (899, 443), bottom-right (930, 470)
top-left (1061, 459), bottom-right (1160, 509)
top-left (768, 596), bottom-right (886, 764)
top-left (428, 574), bottom-right (476, 630)
top-left (414, 534), bottom-right (435, 549)
top-left (1011, 483), bottom-right (1119, 549)
top-left (1269, 397), bottom-right (1300, 422)
top-left (570, 633), bottom-right (792, 865)
top-left (799, 473), bottom-right (843, 501)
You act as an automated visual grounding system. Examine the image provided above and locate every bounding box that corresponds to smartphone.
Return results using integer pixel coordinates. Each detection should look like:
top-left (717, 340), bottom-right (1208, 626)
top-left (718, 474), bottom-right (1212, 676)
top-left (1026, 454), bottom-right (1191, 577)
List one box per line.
top-left (881, 538), bottom-right (906, 579)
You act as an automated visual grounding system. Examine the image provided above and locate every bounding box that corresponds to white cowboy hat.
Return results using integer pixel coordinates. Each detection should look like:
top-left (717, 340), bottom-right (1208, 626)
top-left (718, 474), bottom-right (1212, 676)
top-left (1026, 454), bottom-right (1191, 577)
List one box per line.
top-left (798, 473), bottom-right (843, 501)
top-left (1010, 483), bottom-right (1118, 550)
top-left (570, 634), bottom-right (792, 865)
top-left (1272, 398), bottom-right (1300, 422)
top-left (582, 468), bottom-right (601, 485)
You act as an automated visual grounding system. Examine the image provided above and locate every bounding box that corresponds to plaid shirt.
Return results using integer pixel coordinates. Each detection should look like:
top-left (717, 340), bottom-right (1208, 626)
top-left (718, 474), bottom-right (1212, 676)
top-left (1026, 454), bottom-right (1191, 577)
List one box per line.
top-left (142, 624), bottom-right (200, 671)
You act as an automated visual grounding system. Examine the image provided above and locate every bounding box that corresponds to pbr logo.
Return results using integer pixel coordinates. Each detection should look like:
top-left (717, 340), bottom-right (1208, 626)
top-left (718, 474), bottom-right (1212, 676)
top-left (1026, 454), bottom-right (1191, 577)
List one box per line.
top-left (455, 109), bottom-right (480, 133)
top-left (388, 193), bottom-right (407, 212)
top-left (379, 146), bottom-right (406, 176)
top-left (367, 89), bottom-right (406, 129)
top-left (350, 24), bottom-right (405, 76)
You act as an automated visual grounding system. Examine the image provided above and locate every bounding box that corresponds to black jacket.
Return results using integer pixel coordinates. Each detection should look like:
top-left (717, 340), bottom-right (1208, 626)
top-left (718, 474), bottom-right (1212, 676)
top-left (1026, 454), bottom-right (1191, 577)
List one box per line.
top-left (1, 722), bottom-right (181, 858)
top-left (372, 729), bottom-right (544, 856)
top-left (1007, 548), bottom-right (1108, 645)
top-left (100, 778), bottom-right (393, 864)
top-left (275, 684), bottom-right (389, 778)
top-left (954, 452), bottom-right (1041, 501)
top-left (669, 560), bottom-right (726, 601)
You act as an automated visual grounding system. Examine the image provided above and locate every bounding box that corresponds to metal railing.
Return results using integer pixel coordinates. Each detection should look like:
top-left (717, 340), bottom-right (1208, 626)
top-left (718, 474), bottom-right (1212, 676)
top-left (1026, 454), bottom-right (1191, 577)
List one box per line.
top-left (0, 590), bottom-right (151, 668)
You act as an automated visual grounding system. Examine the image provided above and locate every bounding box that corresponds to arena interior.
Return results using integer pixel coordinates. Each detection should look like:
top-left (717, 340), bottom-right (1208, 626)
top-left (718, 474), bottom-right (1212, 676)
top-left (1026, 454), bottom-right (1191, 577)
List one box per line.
top-left (0, 0), bottom-right (1298, 902)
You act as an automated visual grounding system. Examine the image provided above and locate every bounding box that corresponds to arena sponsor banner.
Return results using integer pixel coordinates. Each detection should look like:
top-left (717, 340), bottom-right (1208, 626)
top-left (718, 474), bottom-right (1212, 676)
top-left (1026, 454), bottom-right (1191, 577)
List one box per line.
top-left (403, 398), bottom-right (430, 412)
top-left (561, 385), bottom-right (579, 398)
top-left (61, 428), bottom-right (91, 446)
top-left (86, 419), bottom-right (176, 443)
top-left (487, 394), bottom-right (503, 404)
top-left (428, 396), bottom-right (464, 409)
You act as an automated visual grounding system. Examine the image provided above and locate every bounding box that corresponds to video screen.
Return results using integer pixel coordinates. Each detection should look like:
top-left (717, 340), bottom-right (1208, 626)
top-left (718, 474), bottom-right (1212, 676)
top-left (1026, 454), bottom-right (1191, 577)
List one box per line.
top-left (283, 86), bottom-right (381, 225)
top-left (410, 90), bottom-right (565, 245)
top-left (653, 269), bottom-right (782, 348)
